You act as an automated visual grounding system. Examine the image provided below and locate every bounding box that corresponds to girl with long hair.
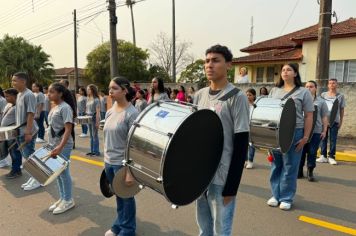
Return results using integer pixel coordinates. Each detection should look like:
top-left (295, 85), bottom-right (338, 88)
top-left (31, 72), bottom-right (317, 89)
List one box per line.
top-left (86, 84), bottom-right (101, 156)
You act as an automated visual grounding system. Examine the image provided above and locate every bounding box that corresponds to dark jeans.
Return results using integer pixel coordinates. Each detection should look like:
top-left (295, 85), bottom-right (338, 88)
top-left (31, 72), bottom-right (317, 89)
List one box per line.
top-left (44, 110), bottom-right (49, 127)
top-left (320, 123), bottom-right (339, 159)
top-left (101, 111), bottom-right (106, 121)
top-left (35, 111), bottom-right (45, 139)
top-left (247, 144), bottom-right (255, 162)
top-left (300, 133), bottom-right (321, 171)
top-left (10, 134), bottom-right (37, 172)
top-left (105, 163), bottom-right (136, 236)
top-left (79, 112), bottom-right (88, 134)
top-left (88, 115), bottom-right (100, 155)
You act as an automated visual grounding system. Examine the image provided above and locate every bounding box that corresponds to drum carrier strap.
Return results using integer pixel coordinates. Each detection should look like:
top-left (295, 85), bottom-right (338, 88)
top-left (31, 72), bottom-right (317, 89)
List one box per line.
top-left (281, 86), bottom-right (299, 101)
top-left (218, 87), bottom-right (240, 121)
top-left (50, 124), bottom-right (75, 138)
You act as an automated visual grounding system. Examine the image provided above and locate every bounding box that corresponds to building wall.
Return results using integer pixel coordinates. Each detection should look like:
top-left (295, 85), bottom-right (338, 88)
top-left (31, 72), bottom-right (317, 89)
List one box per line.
top-left (302, 37), bottom-right (356, 82)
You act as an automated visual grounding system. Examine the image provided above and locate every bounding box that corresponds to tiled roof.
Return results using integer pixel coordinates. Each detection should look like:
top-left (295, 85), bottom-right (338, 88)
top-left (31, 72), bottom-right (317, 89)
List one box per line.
top-left (54, 67), bottom-right (85, 76)
top-left (232, 48), bottom-right (302, 64)
top-left (241, 18), bottom-right (356, 53)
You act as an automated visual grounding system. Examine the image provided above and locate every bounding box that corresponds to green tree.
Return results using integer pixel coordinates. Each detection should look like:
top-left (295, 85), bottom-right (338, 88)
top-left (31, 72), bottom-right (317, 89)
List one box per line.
top-left (0, 35), bottom-right (54, 88)
top-left (147, 64), bottom-right (170, 82)
top-left (179, 59), bottom-right (206, 83)
top-left (85, 40), bottom-right (150, 88)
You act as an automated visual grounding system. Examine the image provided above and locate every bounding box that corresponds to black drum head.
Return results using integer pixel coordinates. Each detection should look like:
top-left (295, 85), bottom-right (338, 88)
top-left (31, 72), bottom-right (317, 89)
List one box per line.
top-left (100, 169), bottom-right (114, 198)
top-left (329, 98), bottom-right (339, 127)
top-left (279, 98), bottom-right (296, 154)
top-left (162, 109), bottom-right (224, 206)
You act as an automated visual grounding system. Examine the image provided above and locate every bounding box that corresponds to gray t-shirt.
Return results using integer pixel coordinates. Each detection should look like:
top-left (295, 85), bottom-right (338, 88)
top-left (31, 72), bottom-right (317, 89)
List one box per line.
top-left (103, 104), bottom-right (139, 165)
top-left (86, 97), bottom-right (100, 116)
top-left (34, 92), bottom-right (45, 112)
top-left (135, 99), bottom-right (148, 113)
top-left (77, 96), bottom-right (87, 114)
top-left (1, 104), bottom-right (16, 127)
top-left (0, 96), bottom-right (7, 124)
top-left (313, 96), bottom-right (329, 134)
top-left (100, 96), bottom-right (107, 113)
top-left (148, 92), bottom-right (169, 104)
top-left (269, 87), bottom-right (314, 129)
top-left (44, 94), bottom-right (50, 112)
top-left (321, 92), bottom-right (346, 124)
top-left (48, 102), bottom-right (74, 148)
top-left (194, 83), bottom-right (250, 186)
top-left (16, 88), bottom-right (39, 135)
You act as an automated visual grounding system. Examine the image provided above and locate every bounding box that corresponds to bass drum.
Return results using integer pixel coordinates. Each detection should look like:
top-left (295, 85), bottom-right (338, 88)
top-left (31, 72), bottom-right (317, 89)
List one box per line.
top-left (250, 98), bottom-right (296, 153)
top-left (124, 101), bottom-right (224, 206)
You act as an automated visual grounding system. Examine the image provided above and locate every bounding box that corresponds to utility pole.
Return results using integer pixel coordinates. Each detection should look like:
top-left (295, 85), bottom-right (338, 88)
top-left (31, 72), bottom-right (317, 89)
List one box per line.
top-left (73, 9), bottom-right (79, 91)
top-left (127, 0), bottom-right (136, 46)
top-left (316, 0), bottom-right (332, 93)
top-left (250, 16), bottom-right (254, 45)
top-left (172, 0), bottom-right (176, 82)
top-left (109, 0), bottom-right (119, 77)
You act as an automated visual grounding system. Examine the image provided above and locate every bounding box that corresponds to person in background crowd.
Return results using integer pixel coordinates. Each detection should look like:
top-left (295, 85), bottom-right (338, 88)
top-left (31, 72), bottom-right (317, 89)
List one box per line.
top-left (267, 63), bottom-right (314, 210)
top-left (259, 86), bottom-right (269, 96)
top-left (170, 89), bottom-right (179, 101)
top-left (187, 86), bottom-right (195, 103)
top-left (0, 89), bottom-right (18, 168)
top-left (143, 89), bottom-right (149, 101)
top-left (245, 88), bottom-right (256, 169)
top-left (147, 77), bottom-right (169, 104)
top-left (177, 85), bottom-right (186, 102)
top-left (133, 81), bottom-right (141, 93)
top-left (43, 86), bottom-right (50, 128)
top-left (77, 87), bottom-right (88, 138)
top-left (236, 67), bottom-right (249, 84)
top-left (317, 78), bottom-right (346, 165)
top-left (32, 82), bottom-right (46, 143)
top-left (100, 90), bottom-right (107, 120)
top-left (299, 80), bottom-right (328, 181)
top-left (0, 87), bottom-right (8, 124)
top-left (186, 95), bottom-right (193, 104)
top-left (86, 84), bottom-right (101, 156)
top-left (135, 90), bottom-right (148, 113)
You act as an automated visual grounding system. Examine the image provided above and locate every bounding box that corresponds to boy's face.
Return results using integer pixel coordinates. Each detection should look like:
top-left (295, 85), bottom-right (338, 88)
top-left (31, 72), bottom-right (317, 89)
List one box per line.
top-left (328, 80), bottom-right (338, 90)
top-left (11, 76), bottom-right (26, 90)
top-left (204, 53), bottom-right (231, 82)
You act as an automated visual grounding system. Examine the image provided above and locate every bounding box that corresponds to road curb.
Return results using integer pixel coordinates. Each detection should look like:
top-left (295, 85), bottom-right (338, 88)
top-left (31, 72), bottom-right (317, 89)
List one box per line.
top-left (335, 151), bottom-right (356, 163)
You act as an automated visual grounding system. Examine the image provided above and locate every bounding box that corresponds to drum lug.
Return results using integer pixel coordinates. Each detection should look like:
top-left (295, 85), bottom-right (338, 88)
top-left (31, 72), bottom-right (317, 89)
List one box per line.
top-left (167, 133), bottom-right (173, 138)
top-left (133, 122), bottom-right (140, 128)
top-left (139, 184), bottom-right (145, 189)
top-left (156, 177), bottom-right (163, 183)
top-left (171, 204), bottom-right (178, 209)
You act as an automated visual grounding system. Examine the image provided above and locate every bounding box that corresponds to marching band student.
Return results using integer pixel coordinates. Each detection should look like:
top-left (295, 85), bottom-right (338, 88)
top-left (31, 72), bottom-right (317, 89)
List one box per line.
top-left (100, 90), bottom-right (107, 120)
top-left (47, 82), bottom-right (76, 214)
top-left (9, 72), bottom-right (40, 190)
top-left (135, 90), bottom-right (148, 113)
top-left (267, 64), bottom-right (314, 210)
top-left (86, 84), bottom-right (101, 156)
top-left (77, 87), bottom-right (88, 138)
top-left (245, 88), bottom-right (257, 169)
top-left (194, 45), bottom-right (250, 236)
top-left (0, 89), bottom-right (18, 169)
top-left (147, 77), bottom-right (169, 104)
top-left (43, 86), bottom-right (50, 128)
top-left (299, 80), bottom-right (328, 181)
top-left (32, 82), bottom-right (46, 143)
top-left (103, 76), bottom-right (139, 236)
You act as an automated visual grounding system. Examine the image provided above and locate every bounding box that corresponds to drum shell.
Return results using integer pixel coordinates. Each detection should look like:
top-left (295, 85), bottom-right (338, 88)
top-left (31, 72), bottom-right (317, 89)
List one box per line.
top-left (23, 145), bottom-right (69, 186)
top-left (250, 98), bottom-right (296, 153)
top-left (76, 116), bottom-right (92, 125)
top-left (0, 126), bottom-right (19, 142)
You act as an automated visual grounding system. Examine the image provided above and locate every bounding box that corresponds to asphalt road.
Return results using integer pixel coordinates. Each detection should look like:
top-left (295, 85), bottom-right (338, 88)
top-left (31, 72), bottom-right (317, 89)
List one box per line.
top-left (1, 127), bottom-right (355, 236)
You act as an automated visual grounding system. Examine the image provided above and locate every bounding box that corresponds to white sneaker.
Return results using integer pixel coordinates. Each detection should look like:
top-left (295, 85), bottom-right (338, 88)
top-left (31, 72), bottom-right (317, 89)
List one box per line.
top-left (24, 178), bottom-right (41, 191)
top-left (316, 155), bottom-right (328, 163)
top-left (267, 197), bottom-right (279, 207)
top-left (246, 161), bottom-right (254, 169)
top-left (53, 199), bottom-right (75, 214)
top-left (48, 199), bottom-right (63, 212)
top-left (21, 178), bottom-right (33, 189)
top-left (279, 202), bottom-right (292, 210)
top-left (328, 158), bottom-right (337, 165)
top-left (105, 229), bottom-right (117, 236)
top-left (79, 133), bottom-right (89, 138)
top-left (36, 138), bottom-right (46, 143)
top-left (0, 159), bottom-right (10, 168)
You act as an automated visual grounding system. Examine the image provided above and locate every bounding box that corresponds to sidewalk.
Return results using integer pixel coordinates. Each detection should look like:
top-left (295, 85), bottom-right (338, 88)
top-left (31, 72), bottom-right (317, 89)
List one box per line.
top-left (330, 137), bottom-right (356, 162)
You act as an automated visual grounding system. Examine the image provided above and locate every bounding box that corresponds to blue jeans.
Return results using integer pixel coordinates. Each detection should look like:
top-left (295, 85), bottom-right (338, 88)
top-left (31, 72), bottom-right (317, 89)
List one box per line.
top-left (320, 123), bottom-right (339, 159)
top-left (88, 115), bottom-right (100, 155)
top-left (56, 146), bottom-right (73, 201)
top-left (35, 111), bottom-right (45, 139)
top-left (10, 134), bottom-right (37, 172)
top-left (270, 128), bottom-right (303, 204)
top-left (105, 163), bottom-right (136, 236)
top-left (247, 144), bottom-right (255, 162)
top-left (196, 184), bottom-right (236, 236)
top-left (79, 112), bottom-right (88, 134)
top-left (300, 133), bottom-right (321, 170)
top-left (101, 111), bottom-right (106, 121)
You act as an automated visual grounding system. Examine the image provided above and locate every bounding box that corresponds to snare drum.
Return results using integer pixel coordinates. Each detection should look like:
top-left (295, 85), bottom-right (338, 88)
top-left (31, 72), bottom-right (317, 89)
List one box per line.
top-left (0, 125), bottom-right (19, 142)
top-left (76, 115), bottom-right (92, 125)
top-left (120, 101), bottom-right (224, 206)
top-left (23, 144), bottom-right (69, 186)
top-left (250, 97), bottom-right (296, 153)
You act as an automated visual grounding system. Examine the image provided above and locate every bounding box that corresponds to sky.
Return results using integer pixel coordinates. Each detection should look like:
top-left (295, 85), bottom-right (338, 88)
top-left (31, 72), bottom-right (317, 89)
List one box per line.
top-left (1, 0), bottom-right (356, 69)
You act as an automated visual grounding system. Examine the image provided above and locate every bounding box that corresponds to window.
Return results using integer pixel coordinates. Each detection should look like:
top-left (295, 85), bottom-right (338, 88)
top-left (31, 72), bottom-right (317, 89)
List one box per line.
top-left (256, 67), bottom-right (264, 83)
top-left (267, 66), bottom-right (275, 83)
top-left (329, 60), bottom-right (356, 82)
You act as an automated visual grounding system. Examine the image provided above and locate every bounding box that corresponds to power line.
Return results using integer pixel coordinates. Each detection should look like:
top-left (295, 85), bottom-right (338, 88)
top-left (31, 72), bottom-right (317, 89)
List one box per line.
top-left (279, 0), bottom-right (300, 35)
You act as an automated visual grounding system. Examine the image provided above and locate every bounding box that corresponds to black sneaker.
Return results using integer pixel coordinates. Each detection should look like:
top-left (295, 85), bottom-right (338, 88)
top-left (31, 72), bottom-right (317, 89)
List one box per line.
top-left (86, 152), bottom-right (93, 156)
top-left (5, 170), bottom-right (22, 179)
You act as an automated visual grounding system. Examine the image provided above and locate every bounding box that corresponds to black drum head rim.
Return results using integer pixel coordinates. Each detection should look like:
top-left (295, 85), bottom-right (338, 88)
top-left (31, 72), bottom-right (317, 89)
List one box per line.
top-left (162, 109), bottom-right (224, 206)
top-left (100, 169), bottom-right (114, 198)
top-left (279, 98), bottom-right (296, 154)
top-left (112, 167), bottom-right (141, 198)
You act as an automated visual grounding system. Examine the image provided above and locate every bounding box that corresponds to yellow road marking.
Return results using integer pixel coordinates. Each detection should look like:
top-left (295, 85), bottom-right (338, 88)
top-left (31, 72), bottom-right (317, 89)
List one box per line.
top-left (71, 155), bottom-right (104, 167)
top-left (299, 216), bottom-right (356, 235)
